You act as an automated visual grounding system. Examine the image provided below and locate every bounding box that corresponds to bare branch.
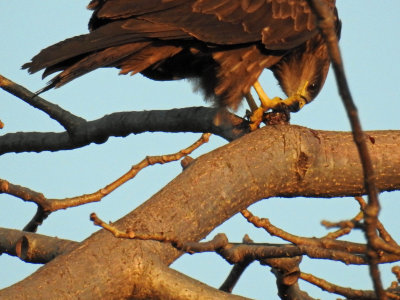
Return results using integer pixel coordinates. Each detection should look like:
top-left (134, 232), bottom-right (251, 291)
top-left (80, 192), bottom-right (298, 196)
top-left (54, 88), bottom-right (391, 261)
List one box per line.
top-left (241, 209), bottom-right (366, 254)
top-left (1, 134), bottom-right (210, 230)
top-left (0, 227), bottom-right (77, 264)
top-left (2, 126), bottom-right (400, 299)
top-left (301, 272), bottom-right (400, 300)
top-left (91, 213), bottom-right (400, 266)
top-left (23, 207), bottom-right (50, 232)
top-left (321, 209), bottom-right (363, 240)
top-left (0, 106), bottom-right (247, 155)
top-left (0, 74), bottom-right (85, 132)
top-left (1, 75), bottom-right (248, 155)
top-left (220, 235), bottom-right (254, 293)
top-left (355, 197), bottom-right (399, 247)
top-left (306, 0), bottom-right (384, 297)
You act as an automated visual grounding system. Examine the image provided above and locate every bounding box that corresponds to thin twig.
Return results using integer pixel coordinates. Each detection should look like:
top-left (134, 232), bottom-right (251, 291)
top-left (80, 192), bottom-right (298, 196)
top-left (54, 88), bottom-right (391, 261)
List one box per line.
top-left (355, 197), bottom-right (399, 247)
top-left (0, 74), bottom-right (85, 132)
top-left (241, 209), bottom-right (366, 253)
top-left (301, 272), bottom-right (400, 300)
top-left (1, 134), bottom-right (210, 230)
top-left (306, 1), bottom-right (384, 297)
top-left (219, 235), bottom-right (254, 293)
top-left (90, 213), bottom-right (400, 266)
top-left (321, 210), bottom-right (363, 240)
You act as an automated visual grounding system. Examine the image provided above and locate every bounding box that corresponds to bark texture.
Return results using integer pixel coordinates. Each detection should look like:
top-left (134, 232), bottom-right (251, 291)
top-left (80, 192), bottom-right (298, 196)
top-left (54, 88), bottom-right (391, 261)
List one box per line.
top-left (1, 125), bottom-right (399, 299)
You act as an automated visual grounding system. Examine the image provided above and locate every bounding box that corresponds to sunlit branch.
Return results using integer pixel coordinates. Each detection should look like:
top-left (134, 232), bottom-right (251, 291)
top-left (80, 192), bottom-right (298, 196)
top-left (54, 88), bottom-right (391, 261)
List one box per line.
top-left (0, 227), bottom-right (77, 264)
top-left (1, 133), bottom-right (210, 230)
top-left (90, 213), bottom-right (400, 266)
top-left (301, 272), bottom-right (400, 300)
top-left (219, 235), bottom-right (254, 293)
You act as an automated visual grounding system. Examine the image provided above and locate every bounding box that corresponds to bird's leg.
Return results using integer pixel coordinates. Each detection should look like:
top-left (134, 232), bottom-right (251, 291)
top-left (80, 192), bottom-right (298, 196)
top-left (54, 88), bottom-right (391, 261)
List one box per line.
top-left (248, 81), bottom-right (283, 130)
top-left (248, 81), bottom-right (308, 130)
top-left (244, 93), bottom-right (258, 113)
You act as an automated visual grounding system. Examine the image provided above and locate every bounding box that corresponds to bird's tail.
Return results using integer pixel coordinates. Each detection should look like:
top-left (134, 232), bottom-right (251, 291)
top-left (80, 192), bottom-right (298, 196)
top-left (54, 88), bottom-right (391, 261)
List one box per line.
top-left (22, 19), bottom-right (185, 92)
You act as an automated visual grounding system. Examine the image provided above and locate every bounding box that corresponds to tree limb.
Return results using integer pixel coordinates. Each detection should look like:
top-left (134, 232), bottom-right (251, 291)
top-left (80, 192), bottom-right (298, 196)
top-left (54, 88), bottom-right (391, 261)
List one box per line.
top-left (0, 228), bottom-right (77, 264)
top-left (1, 74), bottom-right (248, 154)
top-left (0, 107), bottom-right (247, 155)
top-left (1, 126), bottom-right (399, 299)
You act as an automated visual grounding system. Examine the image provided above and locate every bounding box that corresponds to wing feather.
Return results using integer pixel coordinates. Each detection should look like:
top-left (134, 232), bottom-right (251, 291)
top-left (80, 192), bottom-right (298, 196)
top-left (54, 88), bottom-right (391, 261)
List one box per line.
top-left (88, 0), bottom-right (337, 50)
top-left (23, 20), bottom-right (188, 74)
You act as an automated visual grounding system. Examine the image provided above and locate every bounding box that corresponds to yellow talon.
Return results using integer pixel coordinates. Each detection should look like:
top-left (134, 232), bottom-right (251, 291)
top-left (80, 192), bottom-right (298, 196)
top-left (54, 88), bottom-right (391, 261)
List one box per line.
top-left (247, 80), bottom-right (310, 130)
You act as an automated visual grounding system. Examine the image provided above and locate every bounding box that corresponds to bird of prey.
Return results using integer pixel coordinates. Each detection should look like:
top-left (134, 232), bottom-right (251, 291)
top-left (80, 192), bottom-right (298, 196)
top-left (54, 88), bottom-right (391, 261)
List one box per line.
top-left (23, 0), bottom-right (340, 125)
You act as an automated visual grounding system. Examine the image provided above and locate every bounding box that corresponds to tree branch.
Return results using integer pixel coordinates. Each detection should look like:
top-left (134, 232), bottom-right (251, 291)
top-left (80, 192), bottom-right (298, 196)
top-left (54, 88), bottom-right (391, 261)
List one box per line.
top-left (1, 133), bottom-right (210, 215)
top-left (219, 235), bottom-right (254, 293)
top-left (306, 0), bottom-right (384, 297)
top-left (1, 126), bottom-right (399, 299)
top-left (1, 74), bottom-right (248, 155)
top-left (0, 107), bottom-right (247, 155)
top-left (301, 272), bottom-right (400, 300)
top-left (0, 74), bottom-right (85, 132)
top-left (0, 228), bottom-right (77, 264)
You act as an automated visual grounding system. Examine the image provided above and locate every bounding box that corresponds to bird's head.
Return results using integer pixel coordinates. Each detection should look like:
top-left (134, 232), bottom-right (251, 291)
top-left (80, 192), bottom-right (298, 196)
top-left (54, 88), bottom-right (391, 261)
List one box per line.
top-left (271, 38), bottom-right (331, 112)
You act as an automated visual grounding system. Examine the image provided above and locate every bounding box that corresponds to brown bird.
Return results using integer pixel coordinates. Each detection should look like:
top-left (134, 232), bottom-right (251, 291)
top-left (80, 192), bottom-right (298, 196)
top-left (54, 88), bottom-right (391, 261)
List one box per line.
top-left (23, 0), bottom-right (340, 122)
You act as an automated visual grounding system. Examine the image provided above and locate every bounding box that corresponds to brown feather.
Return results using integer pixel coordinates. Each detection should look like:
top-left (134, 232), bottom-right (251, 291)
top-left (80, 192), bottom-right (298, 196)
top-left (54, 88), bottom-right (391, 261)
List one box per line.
top-left (24, 0), bottom-right (340, 110)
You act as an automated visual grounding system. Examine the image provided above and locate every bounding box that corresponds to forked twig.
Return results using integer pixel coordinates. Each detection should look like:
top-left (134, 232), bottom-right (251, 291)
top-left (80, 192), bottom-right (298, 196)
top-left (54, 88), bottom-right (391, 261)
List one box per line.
top-left (1, 133), bottom-right (210, 231)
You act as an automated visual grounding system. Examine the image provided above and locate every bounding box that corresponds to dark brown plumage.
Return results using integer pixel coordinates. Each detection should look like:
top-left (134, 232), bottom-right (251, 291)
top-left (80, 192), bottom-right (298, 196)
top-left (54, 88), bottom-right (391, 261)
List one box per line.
top-left (23, 0), bottom-right (340, 110)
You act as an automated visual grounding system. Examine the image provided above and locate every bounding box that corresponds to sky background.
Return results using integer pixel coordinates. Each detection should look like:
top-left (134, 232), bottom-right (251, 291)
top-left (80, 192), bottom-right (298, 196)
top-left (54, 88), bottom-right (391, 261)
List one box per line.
top-left (1, 1), bottom-right (400, 299)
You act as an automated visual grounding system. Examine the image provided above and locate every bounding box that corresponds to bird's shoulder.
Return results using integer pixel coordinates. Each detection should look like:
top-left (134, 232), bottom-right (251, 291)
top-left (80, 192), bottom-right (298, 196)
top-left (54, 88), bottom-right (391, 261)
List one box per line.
top-left (88, 0), bottom-right (337, 50)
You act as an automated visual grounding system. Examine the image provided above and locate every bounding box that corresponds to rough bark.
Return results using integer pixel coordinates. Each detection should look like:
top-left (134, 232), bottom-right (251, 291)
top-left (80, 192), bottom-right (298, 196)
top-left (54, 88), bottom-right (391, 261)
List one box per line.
top-left (1, 125), bottom-right (399, 299)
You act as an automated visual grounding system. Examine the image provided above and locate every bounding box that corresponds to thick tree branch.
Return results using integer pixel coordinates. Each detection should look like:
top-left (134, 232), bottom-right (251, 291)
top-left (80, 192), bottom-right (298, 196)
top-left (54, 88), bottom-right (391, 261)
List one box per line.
top-left (1, 126), bottom-right (399, 299)
top-left (0, 107), bottom-right (246, 155)
top-left (1, 74), bottom-right (248, 154)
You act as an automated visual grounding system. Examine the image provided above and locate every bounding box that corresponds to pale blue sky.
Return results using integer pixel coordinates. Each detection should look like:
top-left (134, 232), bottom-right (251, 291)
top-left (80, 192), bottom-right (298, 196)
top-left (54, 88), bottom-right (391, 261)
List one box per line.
top-left (1, 1), bottom-right (400, 299)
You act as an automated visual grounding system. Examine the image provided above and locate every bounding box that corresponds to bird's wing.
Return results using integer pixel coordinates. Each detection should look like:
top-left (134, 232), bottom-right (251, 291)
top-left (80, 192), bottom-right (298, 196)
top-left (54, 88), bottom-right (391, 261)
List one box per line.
top-left (89, 0), bottom-right (336, 49)
top-left (25, 0), bottom-right (337, 74)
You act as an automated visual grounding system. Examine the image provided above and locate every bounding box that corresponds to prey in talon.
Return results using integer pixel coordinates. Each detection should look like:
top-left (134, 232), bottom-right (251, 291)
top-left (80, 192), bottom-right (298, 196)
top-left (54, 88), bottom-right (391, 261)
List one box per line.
top-left (247, 32), bottom-right (339, 131)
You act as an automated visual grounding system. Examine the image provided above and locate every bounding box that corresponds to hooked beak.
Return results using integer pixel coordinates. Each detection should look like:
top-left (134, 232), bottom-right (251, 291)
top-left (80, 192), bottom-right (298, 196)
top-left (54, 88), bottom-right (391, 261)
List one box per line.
top-left (287, 81), bottom-right (310, 112)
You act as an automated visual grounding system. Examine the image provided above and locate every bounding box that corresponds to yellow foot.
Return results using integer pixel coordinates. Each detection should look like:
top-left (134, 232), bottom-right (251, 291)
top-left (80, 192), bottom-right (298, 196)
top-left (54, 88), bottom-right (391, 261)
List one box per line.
top-left (247, 81), bottom-right (308, 130)
top-left (248, 106), bottom-right (265, 131)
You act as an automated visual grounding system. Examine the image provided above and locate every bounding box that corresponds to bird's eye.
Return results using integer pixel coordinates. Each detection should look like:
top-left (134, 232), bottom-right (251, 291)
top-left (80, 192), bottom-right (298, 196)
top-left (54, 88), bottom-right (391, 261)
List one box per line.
top-left (307, 82), bottom-right (318, 93)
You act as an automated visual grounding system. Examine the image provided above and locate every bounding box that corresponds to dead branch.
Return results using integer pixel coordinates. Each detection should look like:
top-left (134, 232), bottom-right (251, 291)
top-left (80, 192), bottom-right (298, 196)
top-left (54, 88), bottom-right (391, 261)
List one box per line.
top-left (0, 227), bottom-right (77, 264)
